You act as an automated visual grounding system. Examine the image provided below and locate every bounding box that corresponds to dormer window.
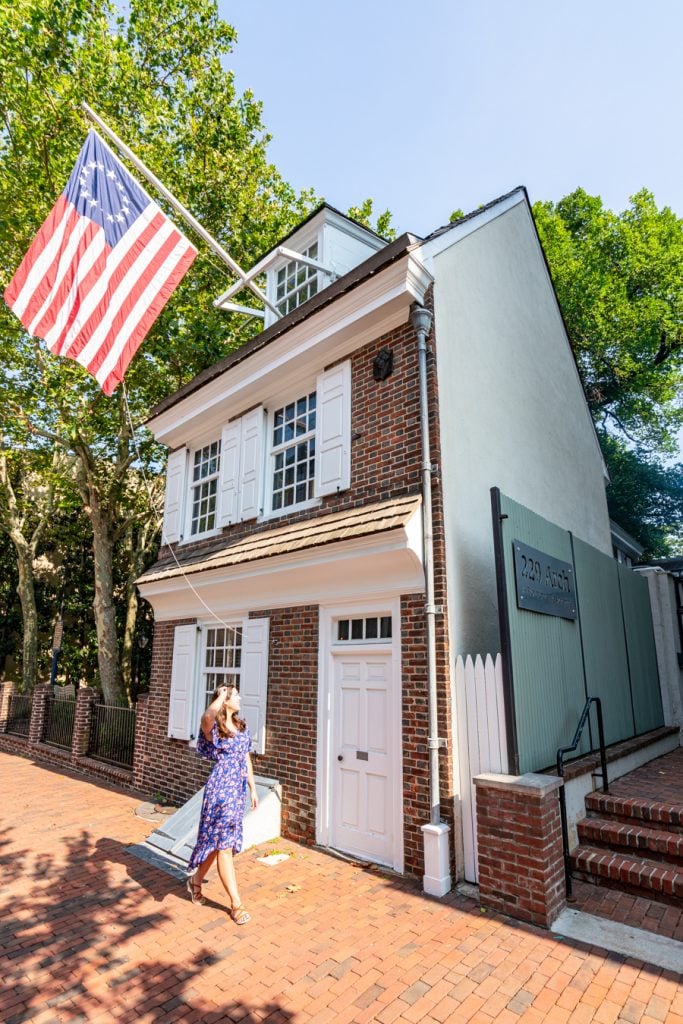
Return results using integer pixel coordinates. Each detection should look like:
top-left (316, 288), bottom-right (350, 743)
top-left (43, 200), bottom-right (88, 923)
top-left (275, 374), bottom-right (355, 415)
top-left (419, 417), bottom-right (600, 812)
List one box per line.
top-left (275, 242), bottom-right (319, 316)
top-left (212, 205), bottom-right (387, 326)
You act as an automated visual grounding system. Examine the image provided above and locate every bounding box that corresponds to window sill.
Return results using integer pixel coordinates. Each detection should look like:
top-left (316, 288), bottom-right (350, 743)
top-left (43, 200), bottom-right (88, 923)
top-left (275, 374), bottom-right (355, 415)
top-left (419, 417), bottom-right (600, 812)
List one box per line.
top-left (178, 528), bottom-right (221, 546)
top-left (257, 497), bottom-right (322, 523)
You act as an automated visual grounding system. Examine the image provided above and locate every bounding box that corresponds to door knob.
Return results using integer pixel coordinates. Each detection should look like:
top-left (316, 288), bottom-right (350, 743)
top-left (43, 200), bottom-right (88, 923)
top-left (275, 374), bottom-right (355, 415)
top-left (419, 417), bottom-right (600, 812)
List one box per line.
top-left (337, 754), bottom-right (343, 761)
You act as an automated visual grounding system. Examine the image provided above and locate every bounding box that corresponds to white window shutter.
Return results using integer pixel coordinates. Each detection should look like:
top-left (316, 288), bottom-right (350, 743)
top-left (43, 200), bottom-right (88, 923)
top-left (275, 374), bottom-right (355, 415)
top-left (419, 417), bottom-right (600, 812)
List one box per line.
top-left (168, 624), bottom-right (198, 740)
top-left (239, 407), bottom-right (265, 521)
top-left (218, 420), bottom-right (242, 528)
top-left (240, 617), bottom-right (270, 754)
top-left (162, 447), bottom-right (188, 544)
top-left (314, 360), bottom-right (351, 497)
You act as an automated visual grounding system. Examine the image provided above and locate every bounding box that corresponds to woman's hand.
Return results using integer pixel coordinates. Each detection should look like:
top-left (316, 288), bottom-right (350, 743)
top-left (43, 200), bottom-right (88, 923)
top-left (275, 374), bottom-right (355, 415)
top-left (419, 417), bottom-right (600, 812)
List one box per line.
top-left (249, 786), bottom-right (259, 811)
top-left (215, 685), bottom-right (229, 705)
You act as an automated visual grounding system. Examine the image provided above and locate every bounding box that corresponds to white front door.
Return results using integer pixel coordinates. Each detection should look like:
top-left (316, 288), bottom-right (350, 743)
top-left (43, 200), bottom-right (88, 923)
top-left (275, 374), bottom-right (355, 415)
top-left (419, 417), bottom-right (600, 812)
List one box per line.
top-left (330, 650), bottom-right (396, 866)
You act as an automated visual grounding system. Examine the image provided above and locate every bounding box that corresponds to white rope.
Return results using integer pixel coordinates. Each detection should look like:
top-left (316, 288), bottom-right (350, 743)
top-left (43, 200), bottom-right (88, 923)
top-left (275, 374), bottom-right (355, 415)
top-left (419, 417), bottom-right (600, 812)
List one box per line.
top-left (121, 380), bottom-right (231, 629)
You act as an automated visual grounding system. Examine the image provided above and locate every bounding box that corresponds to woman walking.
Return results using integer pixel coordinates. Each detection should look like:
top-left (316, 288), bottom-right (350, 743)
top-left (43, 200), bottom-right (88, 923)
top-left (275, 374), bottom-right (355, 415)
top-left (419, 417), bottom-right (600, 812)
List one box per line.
top-left (185, 685), bottom-right (258, 925)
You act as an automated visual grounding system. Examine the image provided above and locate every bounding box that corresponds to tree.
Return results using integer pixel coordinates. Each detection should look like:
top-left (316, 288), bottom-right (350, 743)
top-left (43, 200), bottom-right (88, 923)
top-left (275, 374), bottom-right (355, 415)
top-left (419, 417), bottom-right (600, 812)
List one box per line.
top-left (0, 0), bottom-right (317, 701)
top-left (533, 189), bottom-right (683, 453)
top-left (599, 434), bottom-right (683, 558)
top-left (346, 199), bottom-right (395, 241)
top-left (0, 448), bottom-right (59, 689)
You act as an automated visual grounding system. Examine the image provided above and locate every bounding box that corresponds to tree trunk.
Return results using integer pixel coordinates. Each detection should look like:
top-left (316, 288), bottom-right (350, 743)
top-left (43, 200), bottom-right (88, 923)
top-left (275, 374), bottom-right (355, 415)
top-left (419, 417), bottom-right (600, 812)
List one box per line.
top-left (15, 539), bottom-right (39, 690)
top-left (88, 487), bottom-right (125, 705)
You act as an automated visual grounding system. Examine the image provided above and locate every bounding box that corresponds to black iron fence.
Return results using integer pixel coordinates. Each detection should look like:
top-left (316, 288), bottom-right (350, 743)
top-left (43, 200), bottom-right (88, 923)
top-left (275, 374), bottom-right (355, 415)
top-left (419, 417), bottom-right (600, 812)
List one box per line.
top-left (88, 703), bottom-right (136, 769)
top-left (7, 694), bottom-right (32, 736)
top-left (42, 697), bottom-right (76, 749)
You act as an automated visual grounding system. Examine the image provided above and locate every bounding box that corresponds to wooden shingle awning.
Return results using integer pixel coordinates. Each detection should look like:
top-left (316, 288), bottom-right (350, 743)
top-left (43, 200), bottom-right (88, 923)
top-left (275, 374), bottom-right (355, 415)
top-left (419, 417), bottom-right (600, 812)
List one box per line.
top-left (138, 494), bottom-right (421, 587)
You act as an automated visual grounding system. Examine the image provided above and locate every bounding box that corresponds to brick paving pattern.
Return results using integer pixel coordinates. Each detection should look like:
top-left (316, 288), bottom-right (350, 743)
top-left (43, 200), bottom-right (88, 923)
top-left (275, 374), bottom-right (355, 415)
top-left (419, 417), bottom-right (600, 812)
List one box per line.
top-left (571, 880), bottom-right (683, 942)
top-left (604, 748), bottom-right (683, 807)
top-left (1, 750), bottom-right (682, 1024)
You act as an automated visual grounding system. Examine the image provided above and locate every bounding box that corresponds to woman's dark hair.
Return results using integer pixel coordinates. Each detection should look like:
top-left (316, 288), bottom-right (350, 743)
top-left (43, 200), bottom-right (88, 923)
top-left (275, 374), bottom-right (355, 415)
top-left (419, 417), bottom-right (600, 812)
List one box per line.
top-left (213, 685), bottom-right (246, 738)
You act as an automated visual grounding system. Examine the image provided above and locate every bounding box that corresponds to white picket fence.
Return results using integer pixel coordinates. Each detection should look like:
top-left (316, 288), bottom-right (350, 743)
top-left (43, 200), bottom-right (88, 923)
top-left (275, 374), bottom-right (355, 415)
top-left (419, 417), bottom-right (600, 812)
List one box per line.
top-left (455, 653), bottom-right (508, 883)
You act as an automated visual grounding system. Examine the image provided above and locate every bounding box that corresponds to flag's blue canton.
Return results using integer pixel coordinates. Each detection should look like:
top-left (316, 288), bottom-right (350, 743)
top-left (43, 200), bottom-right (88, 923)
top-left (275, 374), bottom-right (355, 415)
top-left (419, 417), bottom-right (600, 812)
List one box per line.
top-left (64, 130), bottom-right (150, 248)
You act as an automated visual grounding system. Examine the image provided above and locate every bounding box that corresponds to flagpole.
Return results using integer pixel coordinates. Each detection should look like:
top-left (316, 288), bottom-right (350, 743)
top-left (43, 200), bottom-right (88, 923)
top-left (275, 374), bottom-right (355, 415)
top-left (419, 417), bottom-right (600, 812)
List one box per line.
top-left (82, 103), bottom-right (280, 319)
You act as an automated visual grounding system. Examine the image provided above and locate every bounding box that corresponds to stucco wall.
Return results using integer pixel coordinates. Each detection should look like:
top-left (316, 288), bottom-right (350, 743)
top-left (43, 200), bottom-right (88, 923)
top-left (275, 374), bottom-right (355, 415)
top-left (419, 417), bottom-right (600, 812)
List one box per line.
top-left (432, 200), bottom-right (612, 656)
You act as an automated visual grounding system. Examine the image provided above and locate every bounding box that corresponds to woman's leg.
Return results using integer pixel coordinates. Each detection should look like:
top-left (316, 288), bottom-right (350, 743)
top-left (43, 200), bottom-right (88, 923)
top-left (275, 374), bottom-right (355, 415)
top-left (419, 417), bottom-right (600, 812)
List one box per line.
top-left (193, 850), bottom-right (216, 884)
top-left (216, 848), bottom-right (249, 921)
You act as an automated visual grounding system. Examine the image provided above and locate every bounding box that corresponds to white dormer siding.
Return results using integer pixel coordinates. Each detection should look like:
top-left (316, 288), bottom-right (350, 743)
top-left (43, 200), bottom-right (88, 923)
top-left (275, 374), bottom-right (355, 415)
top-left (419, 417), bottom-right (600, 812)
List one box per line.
top-left (263, 207), bottom-right (387, 327)
top-left (162, 361), bottom-right (352, 540)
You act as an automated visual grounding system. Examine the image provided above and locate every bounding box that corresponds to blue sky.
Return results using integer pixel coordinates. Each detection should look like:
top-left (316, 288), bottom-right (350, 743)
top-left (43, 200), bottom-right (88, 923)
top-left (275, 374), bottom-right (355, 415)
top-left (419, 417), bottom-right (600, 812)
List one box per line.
top-left (223, 0), bottom-right (683, 237)
top-left (222, 0), bottom-right (682, 459)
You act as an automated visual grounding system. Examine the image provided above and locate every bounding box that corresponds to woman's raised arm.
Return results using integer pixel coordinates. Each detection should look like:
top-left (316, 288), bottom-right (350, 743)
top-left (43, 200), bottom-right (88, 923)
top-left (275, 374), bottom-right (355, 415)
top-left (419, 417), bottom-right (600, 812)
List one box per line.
top-left (201, 686), bottom-right (228, 741)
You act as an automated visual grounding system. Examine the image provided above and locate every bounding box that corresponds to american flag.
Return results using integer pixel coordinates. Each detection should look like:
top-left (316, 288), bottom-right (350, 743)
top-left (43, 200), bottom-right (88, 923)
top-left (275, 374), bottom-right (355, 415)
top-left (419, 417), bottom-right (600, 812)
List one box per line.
top-left (4, 130), bottom-right (197, 396)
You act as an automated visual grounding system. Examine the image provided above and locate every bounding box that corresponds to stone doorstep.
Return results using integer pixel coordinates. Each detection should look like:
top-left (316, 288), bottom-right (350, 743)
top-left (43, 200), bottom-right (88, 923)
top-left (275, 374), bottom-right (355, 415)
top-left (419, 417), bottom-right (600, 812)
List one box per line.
top-left (570, 844), bottom-right (683, 906)
top-left (585, 790), bottom-right (683, 832)
top-left (577, 816), bottom-right (683, 866)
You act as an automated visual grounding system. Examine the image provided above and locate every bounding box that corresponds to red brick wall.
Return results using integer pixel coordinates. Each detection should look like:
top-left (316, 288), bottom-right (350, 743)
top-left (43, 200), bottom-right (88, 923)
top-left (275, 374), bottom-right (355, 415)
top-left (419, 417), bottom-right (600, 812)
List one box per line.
top-left (475, 774), bottom-right (566, 927)
top-left (401, 594), bottom-right (430, 875)
top-left (248, 606), bottom-right (319, 845)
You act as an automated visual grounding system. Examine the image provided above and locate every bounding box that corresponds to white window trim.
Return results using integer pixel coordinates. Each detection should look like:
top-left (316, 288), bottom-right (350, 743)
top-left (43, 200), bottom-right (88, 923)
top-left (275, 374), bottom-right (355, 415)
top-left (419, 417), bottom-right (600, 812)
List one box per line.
top-left (188, 616), bottom-right (246, 745)
top-left (181, 438), bottom-right (222, 544)
top-left (262, 382), bottom-right (319, 518)
top-left (187, 616), bottom-right (269, 754)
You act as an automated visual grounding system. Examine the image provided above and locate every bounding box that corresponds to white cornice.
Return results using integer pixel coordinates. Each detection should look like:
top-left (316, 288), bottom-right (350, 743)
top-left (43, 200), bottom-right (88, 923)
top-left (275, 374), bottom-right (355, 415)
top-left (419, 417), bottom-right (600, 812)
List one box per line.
top-left (138, 512), bottom-right (425, 619)
top-left (149, 253), bottom-right (433, 448)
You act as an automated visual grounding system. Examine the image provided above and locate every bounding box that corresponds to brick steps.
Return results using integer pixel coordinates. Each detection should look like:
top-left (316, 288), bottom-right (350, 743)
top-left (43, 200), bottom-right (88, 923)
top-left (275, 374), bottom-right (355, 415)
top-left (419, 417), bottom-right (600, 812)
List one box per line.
top-left (585, 790), bottom-right (683, 833)
top-left (571, 782), bottom-right (683, 907)
top-left (570, 845), bottom-right (683, 905)
top-left (577, 816), bottom-right (683, 866)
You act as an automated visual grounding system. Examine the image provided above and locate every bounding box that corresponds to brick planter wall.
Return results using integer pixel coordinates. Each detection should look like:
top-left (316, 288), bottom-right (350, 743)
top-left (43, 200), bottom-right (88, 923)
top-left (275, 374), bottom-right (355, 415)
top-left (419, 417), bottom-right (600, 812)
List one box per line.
top-left (474, 772), bottom-right (566, 928)
top-left (0, 681), bottom-right (145, 794)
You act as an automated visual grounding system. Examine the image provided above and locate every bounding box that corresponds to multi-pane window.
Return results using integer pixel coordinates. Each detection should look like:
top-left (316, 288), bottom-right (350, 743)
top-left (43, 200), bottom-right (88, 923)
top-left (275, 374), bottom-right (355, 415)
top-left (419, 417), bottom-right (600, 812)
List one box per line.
top-left (336, 616), bottom-right (393, 643)
top-left (202, 625), bottom-right (243, 708)
top-left (276, 242), bottom-right (319, 316)
top-left (191, 440), bottom-right (221, 535)
top-left (271, 392), bottom-right (316, 511)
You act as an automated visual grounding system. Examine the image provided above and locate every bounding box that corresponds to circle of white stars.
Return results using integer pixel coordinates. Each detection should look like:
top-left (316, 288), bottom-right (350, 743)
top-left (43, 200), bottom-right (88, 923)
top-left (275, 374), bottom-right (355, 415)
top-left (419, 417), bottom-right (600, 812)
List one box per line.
top-left (79, 159), bottom-right (132, 224)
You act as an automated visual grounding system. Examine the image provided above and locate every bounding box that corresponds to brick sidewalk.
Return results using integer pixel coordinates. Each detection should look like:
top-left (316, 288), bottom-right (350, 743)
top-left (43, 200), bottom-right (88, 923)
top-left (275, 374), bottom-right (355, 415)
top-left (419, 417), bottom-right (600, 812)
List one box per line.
top-left (1, 750), bottom-right (681, 1024)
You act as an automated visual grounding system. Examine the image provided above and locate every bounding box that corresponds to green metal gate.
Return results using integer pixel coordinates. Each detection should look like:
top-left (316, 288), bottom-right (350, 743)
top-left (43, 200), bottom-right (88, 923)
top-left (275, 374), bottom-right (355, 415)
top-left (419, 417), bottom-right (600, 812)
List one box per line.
top-left (492, 489), bottom-right (663, 774)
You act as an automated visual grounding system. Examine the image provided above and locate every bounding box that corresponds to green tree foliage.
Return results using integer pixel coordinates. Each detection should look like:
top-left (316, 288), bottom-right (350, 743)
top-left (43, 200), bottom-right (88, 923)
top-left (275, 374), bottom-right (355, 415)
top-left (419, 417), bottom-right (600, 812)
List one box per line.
top-left (0, 0), bottom-right (317, 698)
top-left (599, 433), bottom-right (683, 558)
top-left (346, 199), bottom-right (396, 241)
top-left (534, 189), bottom-right (683, 556)
top-left (533, 189), bottom-right (683, 452)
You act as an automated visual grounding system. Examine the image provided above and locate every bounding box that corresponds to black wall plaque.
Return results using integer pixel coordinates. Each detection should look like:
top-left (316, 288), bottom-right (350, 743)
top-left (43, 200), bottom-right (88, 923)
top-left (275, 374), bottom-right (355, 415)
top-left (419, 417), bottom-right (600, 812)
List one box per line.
top-left (513, 540), bottom-right (577, 620)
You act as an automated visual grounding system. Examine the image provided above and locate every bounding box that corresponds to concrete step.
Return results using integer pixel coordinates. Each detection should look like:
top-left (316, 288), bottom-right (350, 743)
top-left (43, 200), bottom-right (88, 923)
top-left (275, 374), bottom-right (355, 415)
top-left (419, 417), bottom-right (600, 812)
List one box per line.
top-left (577, 817), bottom-right (683, 867)
top-left (585, 791), bottom-right (683, 834)
top-left (570, 845), bottom-right (683, 906)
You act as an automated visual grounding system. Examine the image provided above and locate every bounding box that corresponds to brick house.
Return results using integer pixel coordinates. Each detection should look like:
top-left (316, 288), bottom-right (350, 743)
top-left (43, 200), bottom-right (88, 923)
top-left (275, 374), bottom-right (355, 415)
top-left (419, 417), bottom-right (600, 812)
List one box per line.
top-left (136, 189), bottom-right (613, 896)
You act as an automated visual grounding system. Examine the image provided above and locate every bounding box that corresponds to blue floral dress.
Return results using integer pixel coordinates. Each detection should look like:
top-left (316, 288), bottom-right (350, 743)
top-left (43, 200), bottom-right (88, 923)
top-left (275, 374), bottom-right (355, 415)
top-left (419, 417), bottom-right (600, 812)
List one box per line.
top-left (187, 723), bottom-right (253, 870)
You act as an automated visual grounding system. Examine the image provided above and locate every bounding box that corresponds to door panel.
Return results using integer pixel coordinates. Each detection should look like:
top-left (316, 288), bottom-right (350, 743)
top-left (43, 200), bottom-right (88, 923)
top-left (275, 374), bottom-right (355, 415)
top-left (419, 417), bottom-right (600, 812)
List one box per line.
top-left (331, 653), bottom-right (395, 865)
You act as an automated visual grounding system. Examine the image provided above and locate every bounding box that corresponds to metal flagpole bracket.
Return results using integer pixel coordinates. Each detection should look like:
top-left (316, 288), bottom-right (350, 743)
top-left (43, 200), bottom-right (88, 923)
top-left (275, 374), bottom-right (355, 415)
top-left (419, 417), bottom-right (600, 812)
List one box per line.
top-left (81, 103), bottom-right (280, 319)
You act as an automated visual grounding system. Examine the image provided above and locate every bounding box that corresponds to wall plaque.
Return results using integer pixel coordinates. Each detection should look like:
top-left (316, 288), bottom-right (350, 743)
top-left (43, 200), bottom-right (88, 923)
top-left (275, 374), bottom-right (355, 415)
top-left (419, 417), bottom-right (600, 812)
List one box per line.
top-left (513, 540), bottom-right (577, 620)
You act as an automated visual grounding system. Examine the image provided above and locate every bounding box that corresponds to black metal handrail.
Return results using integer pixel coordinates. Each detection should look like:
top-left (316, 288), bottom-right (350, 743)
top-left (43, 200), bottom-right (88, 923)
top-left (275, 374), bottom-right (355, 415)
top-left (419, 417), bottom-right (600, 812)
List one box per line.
top-left (556, 696), bottom-right (608, 899)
